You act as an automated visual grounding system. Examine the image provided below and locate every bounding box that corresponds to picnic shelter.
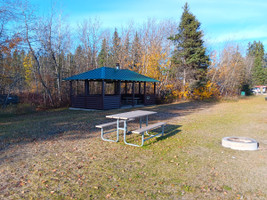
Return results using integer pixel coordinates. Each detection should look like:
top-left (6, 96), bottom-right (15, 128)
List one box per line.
top-left (64, 66), bottom-right (159, 110)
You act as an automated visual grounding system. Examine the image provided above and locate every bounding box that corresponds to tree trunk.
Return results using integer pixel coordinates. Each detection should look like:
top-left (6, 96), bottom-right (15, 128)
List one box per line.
top-left (23, 13), bottom-right (54, 106)
top-left (183, 67), bottom-right (186, 91)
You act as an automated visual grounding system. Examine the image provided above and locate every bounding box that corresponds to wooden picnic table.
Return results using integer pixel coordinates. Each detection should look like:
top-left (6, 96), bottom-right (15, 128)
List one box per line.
top-left (122, 96), bottom-right (141, 105)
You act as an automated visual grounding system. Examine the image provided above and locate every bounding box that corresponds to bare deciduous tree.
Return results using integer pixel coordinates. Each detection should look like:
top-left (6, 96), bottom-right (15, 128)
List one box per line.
top-left (210, 45), bottom-right (247, 96)
top-left (78, 17), bottom-right (102, 70)
top-left (20, 2), bottom-right (54, 105)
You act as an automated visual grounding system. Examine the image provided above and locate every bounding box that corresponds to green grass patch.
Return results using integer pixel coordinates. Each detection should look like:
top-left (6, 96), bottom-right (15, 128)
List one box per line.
top-left (223, 185), bottom-right (232, 191)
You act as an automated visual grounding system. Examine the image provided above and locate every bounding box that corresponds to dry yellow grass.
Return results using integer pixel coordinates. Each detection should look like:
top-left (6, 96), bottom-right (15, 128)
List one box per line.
top-left (0, 96), bottom-right (266, 199)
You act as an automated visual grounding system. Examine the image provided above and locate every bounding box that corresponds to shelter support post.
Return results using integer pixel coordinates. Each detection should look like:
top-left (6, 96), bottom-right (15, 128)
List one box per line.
top-left (85, 80), bottom-right (90, 95)
top-left (102, 80), bottom-right (105, 97)
top-left (76, 80), bottom-right (78, 95)
top-left (118, 81), bottom-right (121, 107)
top-left (70, 81), bottom-right (73, 97)
top-left (114, 81), bottom-right (121, 95)
top-left (118, 81), bottom-right (121, 95)
top-left (144, 82), bottom-right (146, 105)
top-left (102, 80), bottom-right (105, 109)
top-left (125, 82), bottom-right (127, 94)
top-left (132, 82), bottom-right (135, 107)
top-left (70, 81), bottom-right (73, 106)
top-left (113, 81), bottom-right (118, 95)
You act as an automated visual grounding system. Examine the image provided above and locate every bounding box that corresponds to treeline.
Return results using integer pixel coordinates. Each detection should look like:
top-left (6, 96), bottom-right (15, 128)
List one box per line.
top-left (0, 1), bottom-right (266, 108)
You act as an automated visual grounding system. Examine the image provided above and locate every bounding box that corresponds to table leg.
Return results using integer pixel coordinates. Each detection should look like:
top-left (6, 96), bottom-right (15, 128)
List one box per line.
top-left (124, 119), bottom-right (144, 147)
top-left (145, 115), bottom-right (148, 135)
top-left (100, 120), bottom-right (119, 142)
top-left (123, 120), bottom-right (128, 144)
top-left (116, 119), bottom-right (120, 142)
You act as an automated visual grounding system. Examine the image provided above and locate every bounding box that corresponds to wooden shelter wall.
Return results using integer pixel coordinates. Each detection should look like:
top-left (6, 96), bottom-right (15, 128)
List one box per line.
top-left (71, 95), bottom-right (103, 109)
top-left (103, 95), bottom-right (121, 109)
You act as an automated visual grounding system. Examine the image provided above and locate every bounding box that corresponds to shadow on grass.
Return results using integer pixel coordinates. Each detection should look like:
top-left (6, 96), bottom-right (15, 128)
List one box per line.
top-left (157, 124), bottom-right (182, 141)
top-left (0, 100), bottom-right (215, 152)
top-left (124, 124), bottom-right (182, 147)
top-left (147, 100), bottom-right (217, 121)
top-left (143, 124), bottom-right (182, 147)
top-left (0, 109), bottom-right (105, 151)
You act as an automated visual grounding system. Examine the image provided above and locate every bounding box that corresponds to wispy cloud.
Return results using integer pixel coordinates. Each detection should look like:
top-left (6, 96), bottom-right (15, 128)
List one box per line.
top-left (29, 0), bottom-right (267, 52)
top-left (207, 26), bottom-right (267, 44)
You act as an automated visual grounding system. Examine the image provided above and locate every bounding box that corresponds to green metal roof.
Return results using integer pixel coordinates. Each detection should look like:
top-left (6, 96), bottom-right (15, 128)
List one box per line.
top-left (64, 67), bottom-right (159, 82)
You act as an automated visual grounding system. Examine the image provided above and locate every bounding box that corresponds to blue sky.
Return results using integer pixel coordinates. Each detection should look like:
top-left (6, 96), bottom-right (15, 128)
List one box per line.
top-left (29, 0), bottom-right (267, 53)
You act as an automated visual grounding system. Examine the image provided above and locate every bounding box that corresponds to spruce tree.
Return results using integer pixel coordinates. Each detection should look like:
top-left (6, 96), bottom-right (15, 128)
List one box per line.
top-left (122, 34), bottom-right (130, 68)
top-left (169, 3), bottom-right (209, 90)
top-left (74, 45), bottom-right (86, 73)
top-left (110, 28), bottom-right (121, 67)
top-left (130, 32), bottom-right (142, 71)
top-left (98, 38), bottom-right (109, 67)
top-left (247, 41), bottom-right (266, 85)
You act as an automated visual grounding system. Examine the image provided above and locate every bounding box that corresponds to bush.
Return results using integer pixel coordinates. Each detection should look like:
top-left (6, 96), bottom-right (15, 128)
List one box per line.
top-left (241, 84), bottom-right (252, 96)
top-left (192, 81), bottom-right (220, 100)
top-left (171, 81), bottom-right (220, 100)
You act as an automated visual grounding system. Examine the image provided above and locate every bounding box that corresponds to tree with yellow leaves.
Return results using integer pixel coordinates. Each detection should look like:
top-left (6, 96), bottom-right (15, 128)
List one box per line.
top-left (23, 54), bottom-right (34, 87)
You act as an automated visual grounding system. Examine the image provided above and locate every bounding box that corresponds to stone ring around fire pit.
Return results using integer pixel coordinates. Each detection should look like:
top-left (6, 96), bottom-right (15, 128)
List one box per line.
top-left (222, 136), bottom-right (259, 151)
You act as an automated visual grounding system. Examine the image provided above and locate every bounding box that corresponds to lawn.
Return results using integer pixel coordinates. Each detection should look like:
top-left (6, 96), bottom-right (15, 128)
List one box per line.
top-left (0, 96), bottom-right (267, 199)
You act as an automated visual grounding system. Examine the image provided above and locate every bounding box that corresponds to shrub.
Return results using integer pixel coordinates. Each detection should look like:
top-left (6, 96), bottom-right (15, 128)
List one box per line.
top-left (192, 81), bottom-right (220, 100)
top-left (171, 81), bottom-right (220, 100)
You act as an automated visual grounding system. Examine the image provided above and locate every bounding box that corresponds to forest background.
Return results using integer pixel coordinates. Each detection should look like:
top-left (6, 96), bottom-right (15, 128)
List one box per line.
top-left (1, 0), bottom-right (267, 109)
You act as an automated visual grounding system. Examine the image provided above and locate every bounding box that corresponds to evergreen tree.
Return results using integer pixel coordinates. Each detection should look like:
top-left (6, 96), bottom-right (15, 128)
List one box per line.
top-left (130, 32), bottom-right (142, 72)
top-left (98, 38), bottom-right (109, 67)
top-left (169, 3), bottom-right (209, 90)
top-left (74, 45), bottom-right (86, 73)
top-left (122, 34), bottom-right (130, 69)
top-left (110, 28), bottom-right (121, 67)
top-left (247, 41), bottom-right (266, 85)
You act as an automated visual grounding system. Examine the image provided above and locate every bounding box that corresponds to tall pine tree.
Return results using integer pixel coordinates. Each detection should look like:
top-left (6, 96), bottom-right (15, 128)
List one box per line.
top-left (169, 3), bottom-right (209, 90)
top-left (110, 28), bottom-right (121, 67)
top-left (247, 41), bottom-right (266, 86)
top-left (130, 32), bottom-right (142, 72)
top-left (98, 38), bottom-right (109, 67)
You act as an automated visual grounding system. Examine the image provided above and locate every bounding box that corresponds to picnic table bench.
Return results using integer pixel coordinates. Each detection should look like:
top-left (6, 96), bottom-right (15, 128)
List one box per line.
top-left (122, 96), bottom-right (141, 105)
top-left (131, 121), bottom-right (166, 147)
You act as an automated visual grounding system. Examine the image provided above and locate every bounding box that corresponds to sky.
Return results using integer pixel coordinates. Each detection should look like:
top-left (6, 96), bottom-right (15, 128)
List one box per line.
top-left (28, 0), bottom-right (267, 54)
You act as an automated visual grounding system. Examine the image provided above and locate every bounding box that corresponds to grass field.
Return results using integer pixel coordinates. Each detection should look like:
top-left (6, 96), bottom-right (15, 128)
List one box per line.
top-left (0, 96), bottom-right (267, 199)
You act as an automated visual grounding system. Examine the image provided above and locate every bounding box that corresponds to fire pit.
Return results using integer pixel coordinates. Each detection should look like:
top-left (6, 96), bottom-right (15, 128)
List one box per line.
top-left (222, 136), bottom-right (258, 151)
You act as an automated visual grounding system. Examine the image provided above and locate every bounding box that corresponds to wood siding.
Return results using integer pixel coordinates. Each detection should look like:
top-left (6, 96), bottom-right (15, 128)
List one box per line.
top-left (71, 95), bottom-right (103, 109)
top-left (71, 95), bottom-right (121, 110)
top-left (103, 95), bottom-right (121, 110)
top-left (71, 94), bottom-right (156, 110)
top-left (144, 94), bottom-right (156, 105)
